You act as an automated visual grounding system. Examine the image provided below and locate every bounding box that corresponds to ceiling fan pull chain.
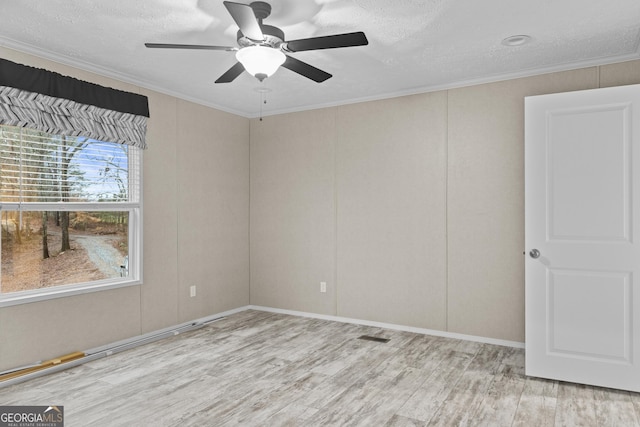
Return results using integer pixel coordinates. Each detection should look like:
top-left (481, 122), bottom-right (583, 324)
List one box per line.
top-left (259, 81), bottom-right (271, 121)
top-left (259, 88), bottom-right (265, 121)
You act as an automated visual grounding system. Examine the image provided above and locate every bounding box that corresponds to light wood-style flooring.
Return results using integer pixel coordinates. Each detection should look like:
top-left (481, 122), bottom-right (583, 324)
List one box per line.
top-left (2, 310), bottom-right (640, 426)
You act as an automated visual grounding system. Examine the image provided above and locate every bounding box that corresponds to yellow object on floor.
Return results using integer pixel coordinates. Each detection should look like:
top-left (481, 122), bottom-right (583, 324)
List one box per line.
top-left (0, 351), bottom-right (85, 382)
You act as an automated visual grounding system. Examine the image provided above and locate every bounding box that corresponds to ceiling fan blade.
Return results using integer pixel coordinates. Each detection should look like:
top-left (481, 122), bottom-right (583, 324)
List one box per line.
top-left (223, 1), bottom-right (264, 42)
top-left (282, 56), bottom-right (332, 83)
top-left (215, 62), bottom-right (246, 83)
top-left (145, 43), bottom-right (237, 51)
top-left (284, 31), bottom-right (368, 52)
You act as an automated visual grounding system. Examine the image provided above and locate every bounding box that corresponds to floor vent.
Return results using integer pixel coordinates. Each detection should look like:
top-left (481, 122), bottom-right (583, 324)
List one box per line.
top-left (358, 335), bottom-right (390, 343)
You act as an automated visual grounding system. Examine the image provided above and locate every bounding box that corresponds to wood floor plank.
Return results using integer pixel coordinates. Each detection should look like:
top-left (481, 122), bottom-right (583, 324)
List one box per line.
top-left (593, 387), bottom-right (639, 426)
top-left (385, 414), bottom-right (427, 427)
top-left (292, 339), bottom-right (400, 410)
top-left (350, 366), bottom-right (433, 425)
top-left (396, 350), bottom-right (474, 421)
top-left (426, 344), bottom-right (508, 426)
top-left (512, 376), bottom-right (558, 427)
top-left (1, 310), bottom-right (639, 426)
top-left (633, 393), bottom-right (640, 424)
top-left (306, 365), bottom-right (427, 425)
top-left (555, 382), bottom-right (598, 426)
top-left (469, 362), bottom-right (527, 426)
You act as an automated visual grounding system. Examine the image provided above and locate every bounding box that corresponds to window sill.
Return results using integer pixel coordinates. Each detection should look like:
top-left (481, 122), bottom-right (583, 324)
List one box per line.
top-left (0, 279), bottom-right (141, 308)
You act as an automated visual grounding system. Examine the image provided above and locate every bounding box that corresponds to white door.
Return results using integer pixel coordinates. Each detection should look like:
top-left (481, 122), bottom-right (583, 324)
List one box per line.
top-left (525, 84), bottom-right (640, 392)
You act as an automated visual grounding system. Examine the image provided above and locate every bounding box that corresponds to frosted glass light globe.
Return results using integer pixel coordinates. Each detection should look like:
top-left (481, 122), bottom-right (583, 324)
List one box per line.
top-left (236, 46), bottom-right (286, 81)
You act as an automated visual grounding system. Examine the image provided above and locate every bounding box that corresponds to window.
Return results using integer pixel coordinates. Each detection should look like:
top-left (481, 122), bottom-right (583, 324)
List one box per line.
top-left (0, 125), bottom-right (142, 305)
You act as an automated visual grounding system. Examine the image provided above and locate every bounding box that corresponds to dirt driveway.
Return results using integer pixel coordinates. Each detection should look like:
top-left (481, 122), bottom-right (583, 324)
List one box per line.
top-left (73, 234), bottom-right (126, 277)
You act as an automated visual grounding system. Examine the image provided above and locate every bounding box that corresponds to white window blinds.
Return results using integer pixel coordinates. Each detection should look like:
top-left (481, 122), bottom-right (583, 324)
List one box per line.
top-left (0, 126), bottom-right (140, 204)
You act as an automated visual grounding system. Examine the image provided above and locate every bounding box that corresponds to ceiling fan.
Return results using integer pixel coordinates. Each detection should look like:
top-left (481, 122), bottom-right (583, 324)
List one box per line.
top-left (145, 1), bottom-right (368, 84)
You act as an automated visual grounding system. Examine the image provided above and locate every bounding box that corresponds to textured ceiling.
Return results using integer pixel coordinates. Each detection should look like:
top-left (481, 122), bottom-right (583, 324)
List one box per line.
top-left (1, 0), bottom-right (639, 117)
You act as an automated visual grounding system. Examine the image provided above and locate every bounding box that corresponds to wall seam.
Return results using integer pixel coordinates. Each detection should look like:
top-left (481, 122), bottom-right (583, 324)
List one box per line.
top-left (333, 106), bottom-right (339, 317)
top-left (445, 90), bottom-right (450, 332)
top-left (174, 99), bottom-right (181, 325)
top-left (248, 117), bottom-right (252, 306)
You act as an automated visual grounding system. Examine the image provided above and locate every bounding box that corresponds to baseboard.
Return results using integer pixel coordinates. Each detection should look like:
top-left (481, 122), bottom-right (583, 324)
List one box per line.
top-left (0, 305), bottom-right (247, 388)
top-left (1, 304), bottom-right (524, 388)
top-left (247, 305), bottom-right (525, 349)
top-left (84, 305), bottom-right (248, 356)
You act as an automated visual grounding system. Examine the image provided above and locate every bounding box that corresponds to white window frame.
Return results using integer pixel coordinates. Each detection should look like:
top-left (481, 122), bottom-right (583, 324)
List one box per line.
top-left (0, 131), bottom-right (143, 308)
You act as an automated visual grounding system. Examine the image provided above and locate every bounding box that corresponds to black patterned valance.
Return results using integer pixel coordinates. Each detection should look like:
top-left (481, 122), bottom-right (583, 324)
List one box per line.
top-left (0, 58), bottom-right (149, 149)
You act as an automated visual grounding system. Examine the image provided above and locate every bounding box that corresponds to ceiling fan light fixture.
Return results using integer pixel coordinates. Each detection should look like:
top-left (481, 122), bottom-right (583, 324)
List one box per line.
top-left (236, 45), bottom-right (286, 81)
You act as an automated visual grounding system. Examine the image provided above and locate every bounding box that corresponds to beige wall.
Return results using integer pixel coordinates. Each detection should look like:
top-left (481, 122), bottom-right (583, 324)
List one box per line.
top-left (447, 69), bottom-right (599, 341)
top-left (250, 109), bottom-right (336, 315)
top-left (176, 100), bottom-right (249, 322)
top-left (250, 60), bottom-right (640, 342)
top-left (335, 94), bottom-right (447, 329)
top-left (0, 47), bottom-right (250, 371)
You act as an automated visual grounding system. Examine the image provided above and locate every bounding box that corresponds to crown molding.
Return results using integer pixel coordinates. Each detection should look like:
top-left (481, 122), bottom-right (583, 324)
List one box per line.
top-left (252, 51), bottom-right (640, 118)
top-left (2, 35), bottom-right (640, 120)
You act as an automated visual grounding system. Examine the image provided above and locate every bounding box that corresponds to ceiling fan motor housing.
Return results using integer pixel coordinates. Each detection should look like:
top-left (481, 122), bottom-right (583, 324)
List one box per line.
top-left (237, 24), bottom-right (284, 49)
top-left (237, 2), bottom-right (284, 48)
